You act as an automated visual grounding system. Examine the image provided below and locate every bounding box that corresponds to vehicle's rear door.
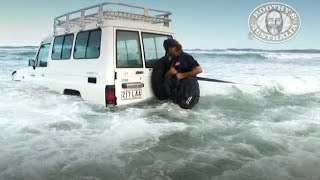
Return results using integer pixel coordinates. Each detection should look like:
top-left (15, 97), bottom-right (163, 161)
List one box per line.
top-left (141, 32), bottom-right (173, 99)
top-left (114, 29), bottom-right (146, 105)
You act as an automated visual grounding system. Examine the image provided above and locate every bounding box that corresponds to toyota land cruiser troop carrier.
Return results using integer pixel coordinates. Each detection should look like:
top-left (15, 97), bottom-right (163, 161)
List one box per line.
top-left (12, 2), bottom-right (174, 106)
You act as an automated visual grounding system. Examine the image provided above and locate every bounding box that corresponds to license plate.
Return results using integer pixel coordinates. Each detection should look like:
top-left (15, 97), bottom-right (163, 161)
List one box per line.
top-left (121, 89), bottom-right (142, 100)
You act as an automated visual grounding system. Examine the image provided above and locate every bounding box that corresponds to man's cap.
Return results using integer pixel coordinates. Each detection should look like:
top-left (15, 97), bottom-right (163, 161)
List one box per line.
top-left (163, 38), bottom-right (175, 49)
top-left (167, 39), bottom-right (181, 48)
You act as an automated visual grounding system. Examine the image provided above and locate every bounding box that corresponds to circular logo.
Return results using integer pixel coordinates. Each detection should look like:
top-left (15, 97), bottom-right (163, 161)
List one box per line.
top-left (248, 2), bottom-right (301, 43)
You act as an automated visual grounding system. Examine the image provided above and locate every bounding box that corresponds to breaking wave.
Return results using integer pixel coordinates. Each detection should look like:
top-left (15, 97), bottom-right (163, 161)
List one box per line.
top-left (0, 46), bottom-right (37, 51)
top-left (187, 49), bottom-right (320, 60)
top-left (2, 47), bottom-right (320, 60)
top-left (200, 75), bottom-right (320, 98)
top-left (0, 47), bottom-right (37, 61)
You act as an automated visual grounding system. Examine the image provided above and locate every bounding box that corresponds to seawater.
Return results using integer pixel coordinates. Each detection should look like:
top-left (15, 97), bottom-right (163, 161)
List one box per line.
top-left (1, 47), bottom-right (320, 180)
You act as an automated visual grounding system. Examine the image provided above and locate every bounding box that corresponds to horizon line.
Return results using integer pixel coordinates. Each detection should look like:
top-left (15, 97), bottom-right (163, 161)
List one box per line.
top-left (1, 45), bottom-right (319, 52)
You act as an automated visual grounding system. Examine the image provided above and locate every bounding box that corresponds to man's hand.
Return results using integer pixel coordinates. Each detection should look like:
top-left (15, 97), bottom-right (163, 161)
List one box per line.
top-left (169, 67), bottom-right (177, 75)
top-left (176, 73), bottom-right (185, 80)
top-left (165, 67), bottom-right (178, 79)
top-left (176, 66), bottom-right (203, 80)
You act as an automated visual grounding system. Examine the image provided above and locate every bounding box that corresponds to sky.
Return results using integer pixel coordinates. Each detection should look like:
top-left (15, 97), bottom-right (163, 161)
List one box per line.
top-left (0, 0), bottom-right (319, 49)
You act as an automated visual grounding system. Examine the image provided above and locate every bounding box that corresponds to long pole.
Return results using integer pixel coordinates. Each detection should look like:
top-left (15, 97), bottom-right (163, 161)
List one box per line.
top-left (196, 77), bottom-right (262, 87)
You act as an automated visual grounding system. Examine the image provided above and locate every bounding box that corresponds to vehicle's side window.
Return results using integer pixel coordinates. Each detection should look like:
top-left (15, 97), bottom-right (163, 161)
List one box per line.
top-left (87, 30), bottom-right (101, 58)
top-left (36, 43), bottom-right (50, 67)
top-left (51, 36), bottom-right (64, 60)
top-left (74, 32), bottom-right (89, 59)
top-left (62, 35), bottom-right (74, 59)
top-left (74, 29), bottom-right (101, 59)
top-left (116, 30), bottom-right (142, 68)
top-left (52, 34), bottom-right (74, 60)
top-left (142, 33), bottom-right (172, 68)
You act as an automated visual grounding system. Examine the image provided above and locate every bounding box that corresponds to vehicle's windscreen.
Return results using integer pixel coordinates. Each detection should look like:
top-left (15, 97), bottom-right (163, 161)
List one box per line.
top-left (142, 33), bottom-right (172, 68)
top-left (36, 43), bottom-right (50, 67)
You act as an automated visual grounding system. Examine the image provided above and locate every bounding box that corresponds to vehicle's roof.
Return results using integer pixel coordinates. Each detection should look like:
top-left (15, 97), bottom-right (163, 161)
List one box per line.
top-left (54, 20), bottom-right (174, 36)
top-left (53, 2), bottom-right (172, 36)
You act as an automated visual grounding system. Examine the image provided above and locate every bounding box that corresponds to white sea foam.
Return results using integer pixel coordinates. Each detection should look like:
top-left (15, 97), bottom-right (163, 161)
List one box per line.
top-left (264, 53), bottom-right (320, 60)
top-left (1, 47), bottom-right (320, 179)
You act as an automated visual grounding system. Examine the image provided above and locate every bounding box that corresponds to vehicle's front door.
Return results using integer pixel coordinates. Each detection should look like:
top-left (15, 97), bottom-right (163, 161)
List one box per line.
top-left (31, 43), bottom-right (50, 81)
top-left (114, 29), bottom-right (146, 105)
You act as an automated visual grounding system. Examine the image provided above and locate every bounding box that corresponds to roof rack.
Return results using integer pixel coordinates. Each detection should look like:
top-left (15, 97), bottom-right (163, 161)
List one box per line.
top-left (54, 2), bottom-right (172, 34)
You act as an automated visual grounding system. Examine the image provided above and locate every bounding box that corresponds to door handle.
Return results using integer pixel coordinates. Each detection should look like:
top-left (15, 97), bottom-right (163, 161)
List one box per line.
top-left (136, 71), bottom-right (144, 74)
top-left (122, 82), bottom-right (144, 89)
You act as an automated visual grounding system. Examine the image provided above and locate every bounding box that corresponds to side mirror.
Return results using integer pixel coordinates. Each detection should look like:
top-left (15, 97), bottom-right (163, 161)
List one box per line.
top-left (28, 59), bottom-right (36, 70)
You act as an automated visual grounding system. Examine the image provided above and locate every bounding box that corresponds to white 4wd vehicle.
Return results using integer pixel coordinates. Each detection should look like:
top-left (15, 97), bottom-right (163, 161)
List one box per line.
top-left (12, 2), bottom-right (173, 106)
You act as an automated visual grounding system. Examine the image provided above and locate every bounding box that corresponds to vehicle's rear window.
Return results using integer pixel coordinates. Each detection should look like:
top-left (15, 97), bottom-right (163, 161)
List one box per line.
top-left (52, 34), bottom-right (74, 60)
top-left (74, 29), bottom-right (101, 59)
top-left (116, 30), bottom-right (143, 68)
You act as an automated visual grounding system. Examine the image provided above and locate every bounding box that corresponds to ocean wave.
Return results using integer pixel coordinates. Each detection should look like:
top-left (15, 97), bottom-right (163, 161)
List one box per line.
top-left (13, 51), bottom-right (37, 56)
top-left (187, 48), bottom-right (320, 54)
top-left (191, 52), bottom-right (268, 60)
top-left (187, 49), bottom-right (320, 60)
top-left (263, 53), bottom-right (320, 60)
top-left (0, 50), bottom-right (37, 58)
top-left (1, 46), bottom-right (320, 60)
top-left (200, 75), bottom-right (320, 97)
top-left (0, 46), bottom-right (38, 51)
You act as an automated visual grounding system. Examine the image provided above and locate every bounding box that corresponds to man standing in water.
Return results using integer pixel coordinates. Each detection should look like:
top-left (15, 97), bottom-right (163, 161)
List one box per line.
top-left (165, 40), bottom-right (203, 109)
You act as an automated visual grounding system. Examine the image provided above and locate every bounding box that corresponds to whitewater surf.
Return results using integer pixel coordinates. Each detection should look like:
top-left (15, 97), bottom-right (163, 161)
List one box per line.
top-left (1, 47), bottom-right (320, 179)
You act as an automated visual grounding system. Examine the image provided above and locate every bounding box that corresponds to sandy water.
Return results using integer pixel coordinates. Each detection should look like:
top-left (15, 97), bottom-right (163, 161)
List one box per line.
top-left (1, 47), bottom-right (320, 180)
